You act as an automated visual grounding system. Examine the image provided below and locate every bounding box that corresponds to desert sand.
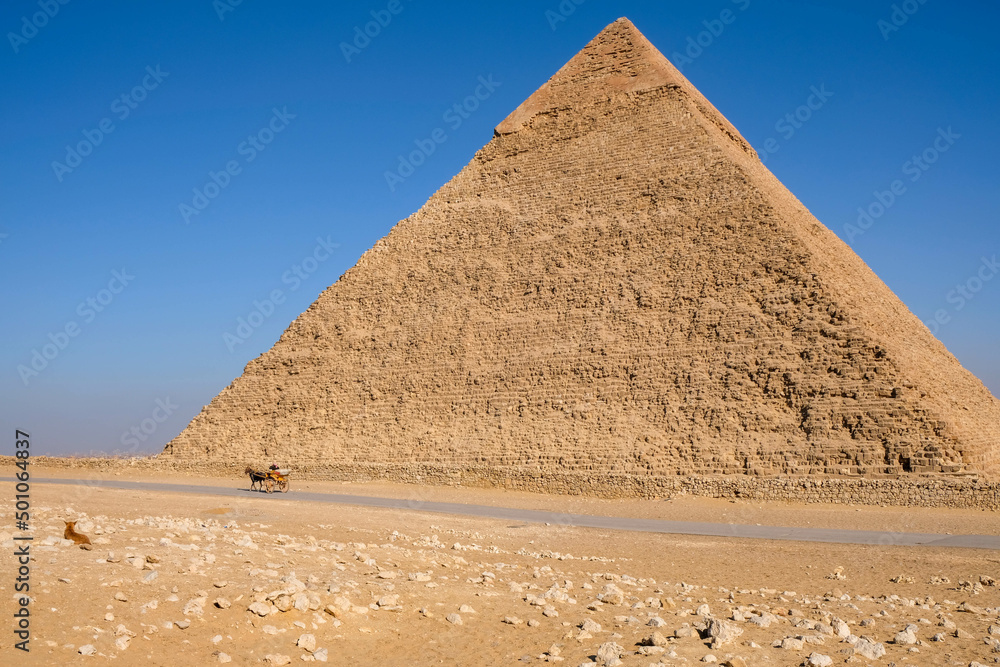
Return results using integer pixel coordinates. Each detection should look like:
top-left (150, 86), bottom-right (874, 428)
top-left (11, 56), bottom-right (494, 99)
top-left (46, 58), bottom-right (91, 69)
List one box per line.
top-left (3, 467), bottom-right (999, 666)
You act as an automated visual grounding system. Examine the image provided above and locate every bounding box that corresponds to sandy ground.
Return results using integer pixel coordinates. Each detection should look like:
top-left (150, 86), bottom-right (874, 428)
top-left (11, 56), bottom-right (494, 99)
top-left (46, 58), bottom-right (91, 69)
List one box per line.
top-left (3, 468), bottom-right (1000, 666)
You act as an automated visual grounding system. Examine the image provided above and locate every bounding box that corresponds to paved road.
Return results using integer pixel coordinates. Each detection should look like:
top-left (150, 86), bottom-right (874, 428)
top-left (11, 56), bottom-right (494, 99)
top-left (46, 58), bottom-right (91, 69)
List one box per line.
top-left (21, 477), bottom-right (1000, 550)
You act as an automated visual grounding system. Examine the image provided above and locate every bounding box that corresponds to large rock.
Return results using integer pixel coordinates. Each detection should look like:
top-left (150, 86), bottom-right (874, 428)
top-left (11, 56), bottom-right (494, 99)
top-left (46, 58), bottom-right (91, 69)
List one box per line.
top-left (852, 639), bottom-right (886, 660)
top-left (596, 642), bottom-right (624, 667)
top-left (707, 619), bottom-right (743, 648)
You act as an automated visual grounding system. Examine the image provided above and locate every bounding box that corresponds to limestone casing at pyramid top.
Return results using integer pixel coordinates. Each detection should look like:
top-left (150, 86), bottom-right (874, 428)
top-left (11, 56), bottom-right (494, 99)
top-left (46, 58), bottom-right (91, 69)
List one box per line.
top-left (495, 17), bottom-right (757, 160)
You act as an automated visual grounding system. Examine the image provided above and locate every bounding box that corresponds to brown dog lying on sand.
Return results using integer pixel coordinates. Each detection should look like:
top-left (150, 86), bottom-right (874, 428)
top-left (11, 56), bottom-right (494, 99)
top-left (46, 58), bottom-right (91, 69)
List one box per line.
top-left (64, 521), bottom-right (93, 550)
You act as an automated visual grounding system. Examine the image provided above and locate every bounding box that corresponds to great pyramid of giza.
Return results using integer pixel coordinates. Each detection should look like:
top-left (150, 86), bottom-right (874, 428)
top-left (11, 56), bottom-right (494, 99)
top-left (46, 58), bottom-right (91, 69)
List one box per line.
top-left (162, 18), bottom-right (1000, 488)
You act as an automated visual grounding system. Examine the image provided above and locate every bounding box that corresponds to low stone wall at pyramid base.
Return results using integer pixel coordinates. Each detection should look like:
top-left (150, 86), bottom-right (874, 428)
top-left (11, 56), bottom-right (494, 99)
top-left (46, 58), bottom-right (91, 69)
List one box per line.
top-left (15, 455), bottom-right (1000, 510)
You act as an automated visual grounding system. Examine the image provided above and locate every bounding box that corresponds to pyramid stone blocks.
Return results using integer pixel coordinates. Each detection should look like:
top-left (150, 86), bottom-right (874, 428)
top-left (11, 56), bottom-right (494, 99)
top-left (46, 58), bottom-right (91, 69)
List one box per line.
top-left (162, 19), bottom-right (999, 494)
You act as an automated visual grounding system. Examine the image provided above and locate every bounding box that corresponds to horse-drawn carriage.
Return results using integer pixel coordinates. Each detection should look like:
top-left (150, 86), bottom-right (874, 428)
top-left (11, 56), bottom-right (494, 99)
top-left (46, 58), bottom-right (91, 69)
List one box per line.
top-left (244, 465), bottom-right (290, 493)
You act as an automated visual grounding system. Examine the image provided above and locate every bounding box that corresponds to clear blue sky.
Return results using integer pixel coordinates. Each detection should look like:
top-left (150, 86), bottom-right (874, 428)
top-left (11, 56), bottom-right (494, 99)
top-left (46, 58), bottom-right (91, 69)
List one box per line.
top-left (2, 0), bottom-right (997, 456)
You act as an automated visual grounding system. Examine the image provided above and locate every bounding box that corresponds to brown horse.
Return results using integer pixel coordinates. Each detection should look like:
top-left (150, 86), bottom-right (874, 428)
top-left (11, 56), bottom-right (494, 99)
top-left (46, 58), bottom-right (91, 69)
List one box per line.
top-left (244, 466), bottom-right (267, 492)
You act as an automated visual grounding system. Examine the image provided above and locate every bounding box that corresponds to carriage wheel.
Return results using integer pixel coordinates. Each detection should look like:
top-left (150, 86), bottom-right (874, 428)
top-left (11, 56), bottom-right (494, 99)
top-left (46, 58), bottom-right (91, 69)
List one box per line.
top-left (265, 477), bottom-right (275, 493)
top-left (279, 478), bottom-right (289, 493)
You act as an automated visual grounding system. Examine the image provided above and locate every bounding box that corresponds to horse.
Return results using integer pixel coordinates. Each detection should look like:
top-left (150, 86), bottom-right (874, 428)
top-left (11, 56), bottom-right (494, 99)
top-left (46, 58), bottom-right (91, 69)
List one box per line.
top-left (244, 465), bottom-right (268, 492)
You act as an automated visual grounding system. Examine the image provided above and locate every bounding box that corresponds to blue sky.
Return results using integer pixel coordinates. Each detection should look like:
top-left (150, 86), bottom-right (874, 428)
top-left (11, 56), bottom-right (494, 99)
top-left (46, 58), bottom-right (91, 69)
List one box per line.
top-left (1, 0), bottom-right (997, 456)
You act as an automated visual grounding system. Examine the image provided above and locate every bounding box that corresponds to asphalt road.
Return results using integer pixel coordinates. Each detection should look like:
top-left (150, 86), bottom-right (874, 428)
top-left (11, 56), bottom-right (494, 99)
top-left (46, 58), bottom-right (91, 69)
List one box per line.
top-left (20, 476), bottom-right (1000, 550)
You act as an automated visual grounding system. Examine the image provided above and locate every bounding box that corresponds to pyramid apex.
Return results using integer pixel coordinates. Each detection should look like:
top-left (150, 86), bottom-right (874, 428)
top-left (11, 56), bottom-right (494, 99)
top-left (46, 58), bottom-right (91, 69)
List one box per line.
top-left (495, 17), bottom-right (751, 157)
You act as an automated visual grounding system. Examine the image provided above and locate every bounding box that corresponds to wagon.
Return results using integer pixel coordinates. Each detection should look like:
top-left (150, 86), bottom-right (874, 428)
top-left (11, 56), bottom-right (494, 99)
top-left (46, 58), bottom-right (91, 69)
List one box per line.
top-left (264, 469), bottom-right (290, 493)
top-left (244, 466), bottom-right (290, 493)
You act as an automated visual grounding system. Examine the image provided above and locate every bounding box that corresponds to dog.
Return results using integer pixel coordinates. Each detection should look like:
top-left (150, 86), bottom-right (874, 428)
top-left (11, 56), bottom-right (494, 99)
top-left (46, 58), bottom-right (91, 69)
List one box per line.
top-left (64, 521), bottom-right (93, 550)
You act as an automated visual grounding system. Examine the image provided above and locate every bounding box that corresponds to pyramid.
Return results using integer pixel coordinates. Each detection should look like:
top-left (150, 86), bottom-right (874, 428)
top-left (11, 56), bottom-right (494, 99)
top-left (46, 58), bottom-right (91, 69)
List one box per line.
top-left (162, 18), bottom-right (1000, 484)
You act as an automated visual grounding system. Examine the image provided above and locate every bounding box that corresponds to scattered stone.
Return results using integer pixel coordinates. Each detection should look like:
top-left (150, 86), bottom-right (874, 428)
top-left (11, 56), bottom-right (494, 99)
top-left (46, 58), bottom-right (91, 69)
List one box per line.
top-left (595, 642), bottom-right (624, 667)
top-left (747, 613), bottom-right (775, 628)
top-left (852, 638), bottom-right (886, 660)
top-left (183, 597), bottom-right (206, 617)
top-left (216, 652), bottom-right (232, 663)
top-left (248, 601), bottom-right (271, 617)
top-left (642, 631), bottom-right (668, 647)
top-left (446, 613), bottom-right (462, 625)
top-left (806, 654), bottom-right (833, 667)
top-left (707, 618), bottom-right (743, 648)
top-left (297, 634), bottom-right (317, 652)
top-left (893, 624), bottom-right (918, 645)
top-left (79, 644), bottom-right (96, 656)
top-left (598, 584), bottom-right (625, 606)
top-left (957, 602), bottom-right (984, 614)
